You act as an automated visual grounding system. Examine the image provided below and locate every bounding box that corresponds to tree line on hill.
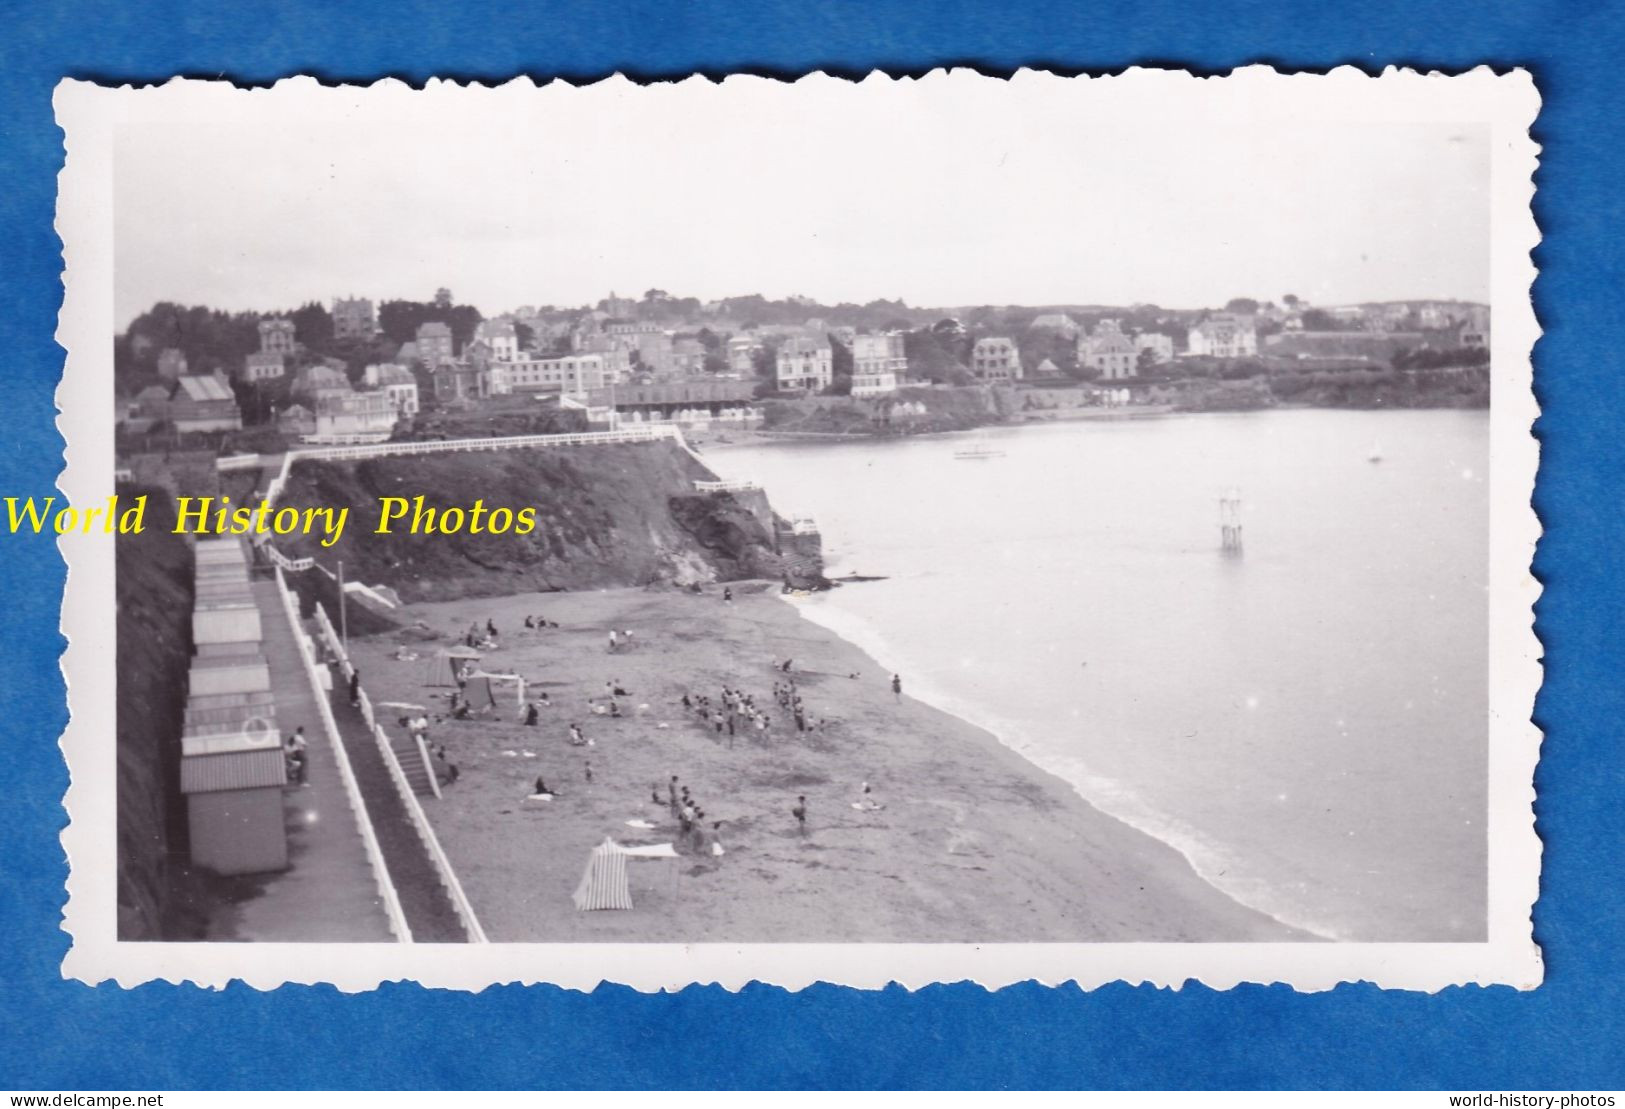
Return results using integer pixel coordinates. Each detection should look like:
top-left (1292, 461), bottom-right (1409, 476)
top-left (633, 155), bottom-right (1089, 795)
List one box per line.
top-left (116, 296), bottom-right (494, 392)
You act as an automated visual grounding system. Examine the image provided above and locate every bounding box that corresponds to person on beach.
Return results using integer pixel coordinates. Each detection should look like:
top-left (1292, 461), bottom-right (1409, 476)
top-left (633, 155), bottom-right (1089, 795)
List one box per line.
top-left (669, 776), bottom-right (680, 817)
top-left (286, 747), bottom-right (306, 787)
top-left (584, 760), bottom-right (594, 785)
top-left (652, 782), bottom-right (664, 805)
top-left (524, 615), bottom-right (534, 629)
top-left (486, 617), bottom-right (498, 638)
top-left (891, 674), bottom-right (902, 702)
top-left (792, 795), bottom-right (808, 836)
top-left (348, 669), bottom-right (361, 707)
top-left (854, 781), bottom-right (884, 812)
top-left (523, 701), bottom-right (539, 727)
top-left (568, 722), bottom-right (587, 747)
top-left (532, 775), bottom-right (555, 798)
top-left (607, 629), bottom-right (619, 654)
top-left (723, 587), bottom-right (732, 604)
top-left (283, 727), bottom-right (308, 786)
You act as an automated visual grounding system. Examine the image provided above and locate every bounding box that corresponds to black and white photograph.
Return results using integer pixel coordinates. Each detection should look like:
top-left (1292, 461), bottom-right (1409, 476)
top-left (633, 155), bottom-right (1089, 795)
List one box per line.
top-left (54, 70), bottom-right (1541, 990)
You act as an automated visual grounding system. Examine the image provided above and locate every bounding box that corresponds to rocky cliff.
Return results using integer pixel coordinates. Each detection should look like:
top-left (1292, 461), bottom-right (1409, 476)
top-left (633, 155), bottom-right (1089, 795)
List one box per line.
top-left (275, 441), bottom-right (821, 602)
top-left (115, 489), bottom-right (198, 939)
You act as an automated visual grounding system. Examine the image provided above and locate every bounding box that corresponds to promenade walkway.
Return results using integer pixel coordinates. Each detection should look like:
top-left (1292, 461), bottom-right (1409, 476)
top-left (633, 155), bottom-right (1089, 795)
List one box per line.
top-left (215, 580), bottom-right (395, 942)
top-left (324, 669), bottom-right (467, 942)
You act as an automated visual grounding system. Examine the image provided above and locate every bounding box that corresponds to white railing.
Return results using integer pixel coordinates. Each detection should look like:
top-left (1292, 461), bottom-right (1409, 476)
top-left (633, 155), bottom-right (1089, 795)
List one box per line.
top-left (294, 425), bottom-right (677, 463)
top-left (316, 609), bottom-right (488, 944)
top-left (694, 479), bottom-right (761, 493)
top-left (299, 431), bottom-right (394, 447)
top-left (415, 732), bottom-right (443, 800)
top-left (260, 426), bottom-right (683, 509)
top-left (263, 544), bottom-right (314, 573)
top-left (215, 453), bottom-right (263, 472)
top-left (113, 467), bottom-right (133, 483)
top-left (272, 568), bottom-right (413, 943)
top-left (372, 721), bottom-right (486, 942)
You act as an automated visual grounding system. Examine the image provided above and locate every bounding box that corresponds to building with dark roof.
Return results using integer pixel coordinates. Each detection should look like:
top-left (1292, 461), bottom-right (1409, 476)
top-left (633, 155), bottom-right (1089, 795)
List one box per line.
top-left (169, 375), bottom-right (243, 432)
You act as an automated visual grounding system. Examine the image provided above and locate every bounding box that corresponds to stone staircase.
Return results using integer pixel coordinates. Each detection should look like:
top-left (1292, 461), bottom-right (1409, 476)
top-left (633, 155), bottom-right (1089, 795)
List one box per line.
top-left (392, 729), bottom-right (439, 797)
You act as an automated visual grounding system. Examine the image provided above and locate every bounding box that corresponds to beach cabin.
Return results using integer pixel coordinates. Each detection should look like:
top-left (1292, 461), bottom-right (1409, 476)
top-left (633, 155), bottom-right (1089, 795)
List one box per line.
top-left (182, 693), bottom-right (277, 741)
top-left (184, 690), bottom-right (277, 732)
top-left (193, 598), bottom-right (262, 655)
top-left (180, 738), bottom-right (288, 875)
top-left (187, 649), bottom-right (270, 698)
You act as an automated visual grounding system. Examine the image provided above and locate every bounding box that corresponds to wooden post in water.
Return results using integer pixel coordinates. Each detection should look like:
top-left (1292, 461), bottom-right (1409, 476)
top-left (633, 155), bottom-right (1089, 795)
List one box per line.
top-left (1219, 487), bottom-right (1243, 554)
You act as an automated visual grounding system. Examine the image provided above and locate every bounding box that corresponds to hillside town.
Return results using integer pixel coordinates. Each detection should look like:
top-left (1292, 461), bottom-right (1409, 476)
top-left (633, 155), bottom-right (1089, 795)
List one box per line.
top-left (114, 288), bottom-right (1492, 452)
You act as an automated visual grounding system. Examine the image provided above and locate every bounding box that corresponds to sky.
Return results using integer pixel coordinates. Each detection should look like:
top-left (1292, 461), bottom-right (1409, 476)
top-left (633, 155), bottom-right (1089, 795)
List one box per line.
top-left (112, 74), bottom-right (1493, 328)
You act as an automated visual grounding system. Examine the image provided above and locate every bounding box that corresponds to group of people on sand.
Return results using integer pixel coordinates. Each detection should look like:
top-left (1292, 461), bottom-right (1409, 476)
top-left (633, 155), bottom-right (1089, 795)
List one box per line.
top-left (522, 614), bottom-right (560, 630)
top-left (681, 687), bottom-right (775, 748)
top-left (528, 756), bottom-right (594, 800)
top-left (447, 688), bottom-right (479, 720)
top-left (657, 775), bottom-right (724, 855)
top-left (464, 618), bottom-right (500, 651)
top-left (591, 678), bottom-right (635, 718)
top-left (606, 628), bottom-right (638, 654)
top-left (521, 692), bottom-right (552, 725)
top-left (789, 781), bottom-right (883, 837)
top-left (772, 678), bottom-right (823, 735)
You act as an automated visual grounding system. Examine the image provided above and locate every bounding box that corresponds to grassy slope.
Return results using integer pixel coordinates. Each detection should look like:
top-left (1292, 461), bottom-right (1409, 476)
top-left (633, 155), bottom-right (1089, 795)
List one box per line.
top-left (276, 442), bottom-right (801, 603)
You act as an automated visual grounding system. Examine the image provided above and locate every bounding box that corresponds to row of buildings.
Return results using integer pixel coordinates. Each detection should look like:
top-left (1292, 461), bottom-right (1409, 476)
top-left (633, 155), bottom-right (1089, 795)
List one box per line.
top-left (141, 294), bottom-right (1489, 443)
top-left (768, 332), bottom-right (912, 396)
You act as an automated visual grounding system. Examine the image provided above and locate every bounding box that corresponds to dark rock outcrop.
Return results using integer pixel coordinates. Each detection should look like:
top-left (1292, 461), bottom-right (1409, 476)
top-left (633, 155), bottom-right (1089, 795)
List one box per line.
top-left (276, 441), bottom-right (820, 602)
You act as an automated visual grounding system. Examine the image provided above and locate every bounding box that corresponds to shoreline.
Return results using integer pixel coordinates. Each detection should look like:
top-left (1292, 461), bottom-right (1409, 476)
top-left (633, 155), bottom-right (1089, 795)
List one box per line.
top-left (347, 584), bottom-right (1307, 943)
top-left (787, 593), bottom-right (1343, 942)
top-left (699, 402), bottom-right (1484, 450)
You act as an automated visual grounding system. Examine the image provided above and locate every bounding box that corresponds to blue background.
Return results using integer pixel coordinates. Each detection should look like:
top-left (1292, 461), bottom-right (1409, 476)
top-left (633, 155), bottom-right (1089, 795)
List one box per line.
top-left (1, 0), bottom-right (1619, 1090)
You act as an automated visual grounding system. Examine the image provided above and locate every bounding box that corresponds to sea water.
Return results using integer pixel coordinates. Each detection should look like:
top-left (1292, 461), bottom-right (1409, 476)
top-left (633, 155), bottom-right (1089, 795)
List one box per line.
top-left (712, 409), bottom-right (1488, 941)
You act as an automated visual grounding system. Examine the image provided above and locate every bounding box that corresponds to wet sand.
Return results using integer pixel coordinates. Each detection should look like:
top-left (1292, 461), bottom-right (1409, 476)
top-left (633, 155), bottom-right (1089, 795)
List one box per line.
top-left (347, 584), bottom-right (1305, 942)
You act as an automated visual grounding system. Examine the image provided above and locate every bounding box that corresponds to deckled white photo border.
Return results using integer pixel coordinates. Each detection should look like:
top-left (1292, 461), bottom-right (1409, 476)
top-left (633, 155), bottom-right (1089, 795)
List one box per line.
top-left (55, 68), bottom-right (1543, 992)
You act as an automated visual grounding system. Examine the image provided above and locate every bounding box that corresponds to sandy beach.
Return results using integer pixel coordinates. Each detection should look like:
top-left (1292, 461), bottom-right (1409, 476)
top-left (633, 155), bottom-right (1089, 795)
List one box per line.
top-left (346, 583), bottom-right (1305, 943)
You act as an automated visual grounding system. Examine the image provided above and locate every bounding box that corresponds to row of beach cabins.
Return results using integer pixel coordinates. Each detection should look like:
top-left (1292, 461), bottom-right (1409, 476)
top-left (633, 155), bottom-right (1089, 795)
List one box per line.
top-left (178, 537), bottom-right (288, 876)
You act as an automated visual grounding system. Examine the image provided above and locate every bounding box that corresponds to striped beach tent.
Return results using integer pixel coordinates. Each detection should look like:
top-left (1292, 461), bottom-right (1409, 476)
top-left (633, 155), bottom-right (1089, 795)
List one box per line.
top-left (572, 838), bottom-right (633, 911)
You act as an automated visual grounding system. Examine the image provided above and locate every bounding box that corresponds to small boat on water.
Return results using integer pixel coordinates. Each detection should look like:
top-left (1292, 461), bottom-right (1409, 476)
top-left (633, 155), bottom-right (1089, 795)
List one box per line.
top-left (954, 435), bottom-right (1005, 460)
top-left (1367, 442), bottom-right (1384, 463)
